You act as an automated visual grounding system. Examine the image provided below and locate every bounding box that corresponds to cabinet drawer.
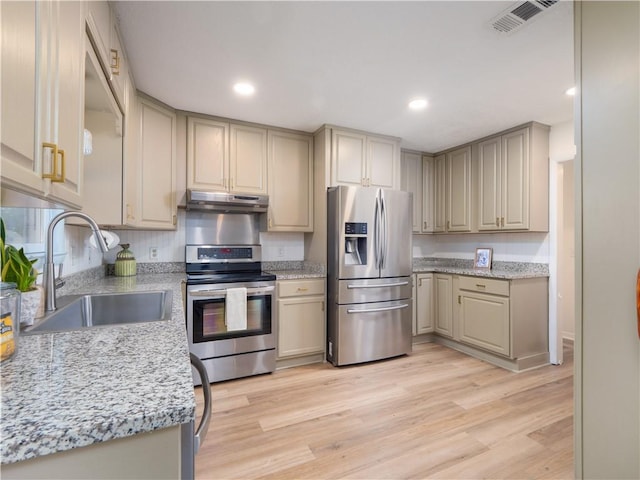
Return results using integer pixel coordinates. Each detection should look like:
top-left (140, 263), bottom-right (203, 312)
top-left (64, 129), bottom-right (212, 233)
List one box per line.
top-left (278, 279), bottom-right (325, 298)
top-left (458, 276), bottom-right (509, 296)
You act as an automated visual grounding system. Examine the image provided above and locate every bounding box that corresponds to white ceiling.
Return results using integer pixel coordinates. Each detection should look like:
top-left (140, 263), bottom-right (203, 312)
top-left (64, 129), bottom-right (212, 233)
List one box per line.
top-left (112, 1), bottom-right (574, 153)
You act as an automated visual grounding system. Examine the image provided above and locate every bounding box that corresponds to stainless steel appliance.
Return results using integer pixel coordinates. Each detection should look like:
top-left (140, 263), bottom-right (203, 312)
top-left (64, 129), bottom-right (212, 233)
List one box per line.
top-left (185, 211), bottom-right (276, 384)
top-left (327, 185), bottom-right (413, 366)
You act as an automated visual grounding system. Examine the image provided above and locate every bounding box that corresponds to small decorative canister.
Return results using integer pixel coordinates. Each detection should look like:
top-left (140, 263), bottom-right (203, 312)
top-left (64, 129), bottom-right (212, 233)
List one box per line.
top-left (115, 244), bottom-right (137, 277)
top-left (0, 282), bottom-right (20, 362)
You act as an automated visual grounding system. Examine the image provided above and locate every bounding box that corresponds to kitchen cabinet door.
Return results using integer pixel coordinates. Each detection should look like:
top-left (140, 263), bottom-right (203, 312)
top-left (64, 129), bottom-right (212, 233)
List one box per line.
top-left (267, 130), bottom-right (313, 232)
top-left (367, 136), bottom-right (398, 189)
top-left (123, 70), bottom-right (139, 225)
top-left (331, 129), bottom-right (367, 187)
top-left (186, 117), bottom-right (229, 191)
top-left (136, 96), bottom-right (177, 229)
top-left (277, 279), bottom-right (326, 359)
top-left (229, 124), bottom-right (267, 194)
top-left (477, 136), bottom-right (502, 230)
top-left (433, 154), bottom-right (447, 233)
top-left (459, 290), bottom-right (510, 356)
top-left (45, 0), bottom-right (85, 208)
top-left (501, 127), bottom-right (530, 230)
top-left (422, 155), bottom-right (435, 233)
top-left (1, 1), bottom-right (41, 193)
top-left (446, 146), bottom-right (472, 232)
top-left (400, 150), bottom-right (422, 233)
top-left (415, 273), bottom-right (434, 334)
top-left (1, 0), bottom-right (84, 208)
top-left (434, 274), bottom-right (453, 337)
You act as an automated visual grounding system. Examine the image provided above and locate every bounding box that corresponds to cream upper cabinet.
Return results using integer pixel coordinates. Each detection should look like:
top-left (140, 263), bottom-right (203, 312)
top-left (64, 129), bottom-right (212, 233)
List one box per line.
top-left (433, 154), bottom-right (447, 233)
top-left (276, 279), bottom-right (326, 359)
top-left (446, 146), bottom-right (472, 232)
top-left (1, 1), bottom-right (40, 193)
top-left (330, 127), bottom-right (400, 189)
top-left (1, 0), bottom-right (84, 208)
top-left (415, 273), bottom-right (434, 335)
top-left (86, 1), bottom-right (128, 108)
top-left (186, 116), bottom-right (228, 191)
top-left (331, 129), bottom-right (366, 186)
top-left (422, 155), bottom-right (435, 233)
top-left (400, 150), bottom-right (423, 233)
top-left (229, 124), bottom-right (268, 194)
top-left (123, 70), bottom-right (139, 226)
top-left (267, 130), bottom-right (313, 232)
top-left (367, 136), bottom-right (399, 188)
top-left (135, 96), bottom-right (177, 229)
top-left (186, 117), bottom-right (267, 195)
top-left (476, 123), bottom-right (550, 232)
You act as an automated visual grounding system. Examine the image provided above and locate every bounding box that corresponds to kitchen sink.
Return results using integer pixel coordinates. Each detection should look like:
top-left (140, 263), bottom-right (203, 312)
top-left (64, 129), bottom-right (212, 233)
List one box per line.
top-left (23, 290), bottom-right (172, 334)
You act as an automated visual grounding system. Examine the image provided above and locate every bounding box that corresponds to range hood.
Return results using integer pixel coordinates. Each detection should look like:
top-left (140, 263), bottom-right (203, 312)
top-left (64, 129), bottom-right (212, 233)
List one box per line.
top-left (186, 190), bottom-right (269, 213)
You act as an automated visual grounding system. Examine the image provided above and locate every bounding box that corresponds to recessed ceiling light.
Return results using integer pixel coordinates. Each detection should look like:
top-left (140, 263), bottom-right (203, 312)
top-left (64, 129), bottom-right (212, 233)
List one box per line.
top-left (408, 98), bottom-right (428, 110)
top-left (565, 87), bottom-right (576, 96)
top-left (233, 82), bottom-right (255, 96)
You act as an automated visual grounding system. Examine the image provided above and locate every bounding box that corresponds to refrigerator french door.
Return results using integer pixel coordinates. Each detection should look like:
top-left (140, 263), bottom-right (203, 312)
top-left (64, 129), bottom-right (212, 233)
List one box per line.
top-left (327, 185), bottom-right (413, 366)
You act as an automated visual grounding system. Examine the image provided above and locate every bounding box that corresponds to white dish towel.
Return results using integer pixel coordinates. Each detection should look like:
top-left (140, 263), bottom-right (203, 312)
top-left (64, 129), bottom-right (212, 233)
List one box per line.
top-left (225, 287), bottom-right (248, 331)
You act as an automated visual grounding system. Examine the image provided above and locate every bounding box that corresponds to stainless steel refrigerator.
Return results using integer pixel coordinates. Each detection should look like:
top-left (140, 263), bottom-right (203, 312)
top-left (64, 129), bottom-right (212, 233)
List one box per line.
top-left (327, 185), bottom-right (413, 366)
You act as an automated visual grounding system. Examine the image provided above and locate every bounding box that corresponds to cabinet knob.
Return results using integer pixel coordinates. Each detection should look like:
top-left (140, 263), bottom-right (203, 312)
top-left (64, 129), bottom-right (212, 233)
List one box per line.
top-left (496, 217), bottom-right (500, 227)
top-left (501, 217), bottom-right (505, 227)
top-left (423, 221), bottom-right (428, 230)
top-left (297, 287), bottom-right (308, 292)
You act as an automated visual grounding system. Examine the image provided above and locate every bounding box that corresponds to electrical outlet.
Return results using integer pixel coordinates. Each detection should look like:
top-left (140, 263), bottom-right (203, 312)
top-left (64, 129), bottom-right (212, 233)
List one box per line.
top-left (277, 246), bottom-right (285, 258)
top-left (149, 247), bottom-right (158, 260)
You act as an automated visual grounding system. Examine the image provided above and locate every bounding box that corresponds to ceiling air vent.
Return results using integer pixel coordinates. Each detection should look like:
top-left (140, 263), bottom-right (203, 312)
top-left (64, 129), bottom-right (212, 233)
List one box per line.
top-left (490, 0), bottom-right (560, 34)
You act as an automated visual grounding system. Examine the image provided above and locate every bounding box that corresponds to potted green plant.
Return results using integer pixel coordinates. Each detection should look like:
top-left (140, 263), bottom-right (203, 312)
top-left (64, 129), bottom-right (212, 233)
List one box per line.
top-left (1, 218), bottom-right (42, 325)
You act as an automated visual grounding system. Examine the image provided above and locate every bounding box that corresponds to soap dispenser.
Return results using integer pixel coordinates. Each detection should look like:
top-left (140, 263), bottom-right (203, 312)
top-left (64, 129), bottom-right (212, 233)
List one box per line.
top-left (114, 244), bottom-right (137, 277)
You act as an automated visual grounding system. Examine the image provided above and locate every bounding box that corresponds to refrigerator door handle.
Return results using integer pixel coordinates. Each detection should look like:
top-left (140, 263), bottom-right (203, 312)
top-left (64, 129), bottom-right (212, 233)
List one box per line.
top-left (380, 191), bottom-right (388, 269)
top-left (347, 303), bottom-right (410, 314)
top-left (374, 192), bottom-right (382, 270)
top-left (347, 281), bottom-right (409, 289)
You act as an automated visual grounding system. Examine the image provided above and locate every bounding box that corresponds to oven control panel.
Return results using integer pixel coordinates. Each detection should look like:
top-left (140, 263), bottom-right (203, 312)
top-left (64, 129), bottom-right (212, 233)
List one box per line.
top-left (186, 244), bottom-right (261, 263)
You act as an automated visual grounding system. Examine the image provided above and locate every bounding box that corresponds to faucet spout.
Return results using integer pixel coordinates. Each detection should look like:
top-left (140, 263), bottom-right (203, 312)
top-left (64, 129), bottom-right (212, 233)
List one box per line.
top-left (44, 212), bottom-right (109, 312)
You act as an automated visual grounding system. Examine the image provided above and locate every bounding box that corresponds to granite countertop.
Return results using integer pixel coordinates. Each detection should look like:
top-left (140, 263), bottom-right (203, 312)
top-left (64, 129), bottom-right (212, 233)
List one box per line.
top-left (264, 261), bottom-right (326, 280)
top-left (412, 258), bottom-right (549, 280)
top-left (0, 273), bottom-right (195, 465)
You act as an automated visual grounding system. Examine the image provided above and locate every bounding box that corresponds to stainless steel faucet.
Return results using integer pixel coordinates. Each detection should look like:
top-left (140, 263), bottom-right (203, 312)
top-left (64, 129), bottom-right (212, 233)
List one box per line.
top-left (44, 211), bottom-right (109, 312)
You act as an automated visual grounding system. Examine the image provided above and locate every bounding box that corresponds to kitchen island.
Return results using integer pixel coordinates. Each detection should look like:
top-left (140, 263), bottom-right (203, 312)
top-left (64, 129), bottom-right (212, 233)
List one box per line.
top-left (1, 273), bottom-right (195, 477)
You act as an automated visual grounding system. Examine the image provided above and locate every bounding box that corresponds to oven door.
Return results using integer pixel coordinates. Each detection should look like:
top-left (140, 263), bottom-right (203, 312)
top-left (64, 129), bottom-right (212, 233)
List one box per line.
top-left (186, 282), bottom-right (275, 359)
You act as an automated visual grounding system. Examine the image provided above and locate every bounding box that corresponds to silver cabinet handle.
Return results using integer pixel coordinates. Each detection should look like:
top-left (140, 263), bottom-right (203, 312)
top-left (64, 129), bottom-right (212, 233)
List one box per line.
top-left (190, 353), bottom-right (211, 454)
top-left (347, 303), bottom-right (409, 314)
top-left (347, 281), bottom-right (409, 289)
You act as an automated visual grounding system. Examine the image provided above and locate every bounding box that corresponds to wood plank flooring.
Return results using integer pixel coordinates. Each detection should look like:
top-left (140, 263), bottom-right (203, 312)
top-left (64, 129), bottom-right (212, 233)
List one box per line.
top-left (194, 342), bottom-right (573, 479)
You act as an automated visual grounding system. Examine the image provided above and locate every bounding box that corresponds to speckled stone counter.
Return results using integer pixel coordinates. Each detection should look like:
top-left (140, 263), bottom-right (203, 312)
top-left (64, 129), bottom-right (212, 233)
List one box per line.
top-left (412, 258), bottom-right (549, 279)
top-left (1, 273), bottom-right (195, 465)
top-left (264, 261), bottom-right (326, 280)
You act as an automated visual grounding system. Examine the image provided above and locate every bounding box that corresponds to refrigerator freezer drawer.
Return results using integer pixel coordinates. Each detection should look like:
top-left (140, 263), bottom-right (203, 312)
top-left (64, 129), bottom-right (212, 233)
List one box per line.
top-left (337, 276), bottom-right (412, 304)
top-left (329, 299), bottom-right (412, 366)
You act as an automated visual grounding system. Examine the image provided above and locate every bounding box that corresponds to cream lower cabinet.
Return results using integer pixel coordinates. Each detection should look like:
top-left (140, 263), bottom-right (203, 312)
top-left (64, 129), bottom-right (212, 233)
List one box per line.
top-left (456, 276), bottom-right (548, 362)
top-left (434, 274), bottom-right (454, 338)
top-left (2, 425), bottom-right (182, 480)
top-left (415, 273), bottom-right (434, 334)
top-left (1, 0), bottom-right (84, 208)
top-left (276, 279), bottom-right (326, 359)
top-left (267, 130), bottom-right (313, 232)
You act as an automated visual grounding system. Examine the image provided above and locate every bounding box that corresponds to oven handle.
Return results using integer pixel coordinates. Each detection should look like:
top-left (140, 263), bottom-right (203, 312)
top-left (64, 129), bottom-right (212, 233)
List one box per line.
top-left (190, 353), bottom-right (211, 454)
top-left (188, 285), bottom-right (275, 297)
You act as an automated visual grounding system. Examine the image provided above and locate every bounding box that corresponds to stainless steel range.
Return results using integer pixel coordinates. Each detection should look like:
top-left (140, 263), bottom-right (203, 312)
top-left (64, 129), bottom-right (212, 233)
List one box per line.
top-left (184, 204), bottom-right (276, 385)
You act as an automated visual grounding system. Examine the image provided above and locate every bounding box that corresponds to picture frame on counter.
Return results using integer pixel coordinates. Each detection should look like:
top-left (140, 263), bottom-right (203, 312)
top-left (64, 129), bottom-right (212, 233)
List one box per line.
top-left (474, 248), bottom-right (493, 270)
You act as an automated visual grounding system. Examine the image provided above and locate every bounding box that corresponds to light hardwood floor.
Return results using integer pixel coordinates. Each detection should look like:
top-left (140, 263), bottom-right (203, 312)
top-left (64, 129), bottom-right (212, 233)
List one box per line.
top-left (194, 342), bottom-right (573, 479)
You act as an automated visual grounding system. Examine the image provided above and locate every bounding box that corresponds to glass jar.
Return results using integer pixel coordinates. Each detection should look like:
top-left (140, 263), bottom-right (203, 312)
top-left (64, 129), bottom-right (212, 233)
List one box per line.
top-left (0, 282), bottom-right (21, 362)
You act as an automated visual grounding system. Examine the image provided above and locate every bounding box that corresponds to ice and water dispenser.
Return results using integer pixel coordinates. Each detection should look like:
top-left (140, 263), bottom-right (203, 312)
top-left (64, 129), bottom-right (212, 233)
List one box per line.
top-left (344, 222), bottom-right (367, 265)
